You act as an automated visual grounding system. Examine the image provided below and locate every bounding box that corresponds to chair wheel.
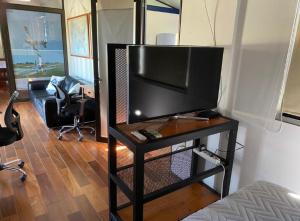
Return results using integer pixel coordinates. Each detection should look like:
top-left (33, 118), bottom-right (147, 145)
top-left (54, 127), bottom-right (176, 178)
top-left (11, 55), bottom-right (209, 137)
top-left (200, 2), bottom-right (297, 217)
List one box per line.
top-left (78, 136), bottom-right (83, 142)
top-left (90, 130), bottom-right (95, 135)
top-left (58, 135), bottom-right (62, 140)
top-left (20, 174), bottom-right (27, 182)
top-left (18, 160), bottom-right (25, 168)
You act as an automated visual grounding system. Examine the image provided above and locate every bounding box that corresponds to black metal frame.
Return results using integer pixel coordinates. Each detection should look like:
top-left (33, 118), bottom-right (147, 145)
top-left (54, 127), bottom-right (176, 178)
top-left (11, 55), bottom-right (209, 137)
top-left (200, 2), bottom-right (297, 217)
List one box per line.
top-left (135, 0), bottom-right (146, 44)
top-left (0, 1), bottom-right (68, 96)
top-left (90, 0), bottom-right (104, 142)
top-left (107, 44), bottom-right (239, 221)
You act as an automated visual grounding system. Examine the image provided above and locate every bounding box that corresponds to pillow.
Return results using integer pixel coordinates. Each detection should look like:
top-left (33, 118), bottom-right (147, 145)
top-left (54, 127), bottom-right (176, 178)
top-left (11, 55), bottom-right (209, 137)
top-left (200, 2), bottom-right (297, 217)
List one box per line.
top-left (68, 83), bottom-right (81, 94)
top-left (46, 76), bottom-right (65, 92)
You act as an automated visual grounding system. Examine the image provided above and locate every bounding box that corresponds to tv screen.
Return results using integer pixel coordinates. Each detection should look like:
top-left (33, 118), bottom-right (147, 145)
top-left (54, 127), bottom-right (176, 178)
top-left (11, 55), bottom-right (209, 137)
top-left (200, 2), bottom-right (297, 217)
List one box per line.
top-left (127, 45), bottom-right (224, 124)
top-left (130, 46), bottom-right (190, 89)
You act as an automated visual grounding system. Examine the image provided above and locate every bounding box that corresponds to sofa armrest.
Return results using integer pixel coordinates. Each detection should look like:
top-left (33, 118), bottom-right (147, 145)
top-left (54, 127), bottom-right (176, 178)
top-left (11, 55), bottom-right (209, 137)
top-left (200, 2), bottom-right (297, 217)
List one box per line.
top-left (43, 97), bottom-right (59, 128)
top-left (28, 80), bottom-right (49, 91)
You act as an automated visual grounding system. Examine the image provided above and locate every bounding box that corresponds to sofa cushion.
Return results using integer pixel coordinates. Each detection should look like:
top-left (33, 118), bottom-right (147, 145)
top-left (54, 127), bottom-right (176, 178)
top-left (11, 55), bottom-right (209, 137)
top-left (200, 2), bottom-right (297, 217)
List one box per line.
top-left (62, 76), bottom-right (80, 92)
top-left (46, 76), bottom-right (65, 93)
top-left (68, 83), bottom-right (81, 94)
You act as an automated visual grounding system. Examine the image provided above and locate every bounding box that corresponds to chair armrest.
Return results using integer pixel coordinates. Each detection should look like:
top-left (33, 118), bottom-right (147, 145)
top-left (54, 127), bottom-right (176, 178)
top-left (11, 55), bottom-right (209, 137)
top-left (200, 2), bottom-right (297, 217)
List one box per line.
top-left (28, 80), bottom-right (49, 91)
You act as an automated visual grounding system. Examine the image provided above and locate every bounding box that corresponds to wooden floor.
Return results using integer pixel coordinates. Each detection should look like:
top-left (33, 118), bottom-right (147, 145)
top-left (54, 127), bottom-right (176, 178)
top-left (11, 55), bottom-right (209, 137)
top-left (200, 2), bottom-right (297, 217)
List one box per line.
top-left (0, 89), bottom-right (219, 221)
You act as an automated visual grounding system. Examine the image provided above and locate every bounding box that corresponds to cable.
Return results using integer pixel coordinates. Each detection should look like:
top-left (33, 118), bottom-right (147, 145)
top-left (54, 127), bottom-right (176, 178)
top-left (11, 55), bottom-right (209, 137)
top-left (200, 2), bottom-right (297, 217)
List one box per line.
top-left (204, 0), bottom-right (219, 46)
top-left (203, 0), bottom-right (223, 107)
top-left (213, 0), bottom-right (220, 46)
top-left (236, 141), bottom-right (246, 148)
top-left (214, 138), bottom-right (246, 153)
top-left (204, 0), bottom-right (216, 46)
top-left (225, 133), bottom-right (246, 148)
top-left (216, 146), bottom-right (245, 153)
top-left (220, 163), bottom-right (226, 199)
top-left (217, 75), bottom-right (224, 107)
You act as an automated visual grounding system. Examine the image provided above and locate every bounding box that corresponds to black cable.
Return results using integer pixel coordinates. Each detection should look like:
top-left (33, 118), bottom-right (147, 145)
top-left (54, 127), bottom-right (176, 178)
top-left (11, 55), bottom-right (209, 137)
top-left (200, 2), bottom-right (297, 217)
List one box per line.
top-left (236, 141), bottom-right (246, 148)
top-left (216, 146), bottom-right (245, 153)
top-left (225, 133), bottom-right (246, 148)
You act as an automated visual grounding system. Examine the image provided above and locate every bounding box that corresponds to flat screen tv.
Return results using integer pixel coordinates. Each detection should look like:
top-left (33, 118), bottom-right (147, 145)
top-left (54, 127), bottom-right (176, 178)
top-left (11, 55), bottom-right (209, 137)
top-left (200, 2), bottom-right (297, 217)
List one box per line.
top-left (127, 45), bottom-right (224, 124)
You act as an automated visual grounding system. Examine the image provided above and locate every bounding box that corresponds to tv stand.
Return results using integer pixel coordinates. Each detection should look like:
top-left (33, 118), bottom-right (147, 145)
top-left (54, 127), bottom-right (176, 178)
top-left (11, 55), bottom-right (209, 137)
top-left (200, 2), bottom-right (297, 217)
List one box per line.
top-left (107, 44), bottom-right (238, 221)
top-left (108, 116), bottom-right (238, 221)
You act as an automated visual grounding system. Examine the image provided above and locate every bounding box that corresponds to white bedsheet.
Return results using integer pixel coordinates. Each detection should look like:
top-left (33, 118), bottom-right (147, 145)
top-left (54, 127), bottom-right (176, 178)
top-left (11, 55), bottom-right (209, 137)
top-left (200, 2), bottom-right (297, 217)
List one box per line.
top-left (183, 181), bottom-right (300, 221)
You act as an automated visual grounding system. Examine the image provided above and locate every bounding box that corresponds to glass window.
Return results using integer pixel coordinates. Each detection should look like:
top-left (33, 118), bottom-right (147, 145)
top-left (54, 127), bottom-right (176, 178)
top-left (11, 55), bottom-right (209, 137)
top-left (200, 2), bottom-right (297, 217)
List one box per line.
top-left (6, 9), bottom-right (65, 90)
top-left (5, 0), bottom-right (62, 9)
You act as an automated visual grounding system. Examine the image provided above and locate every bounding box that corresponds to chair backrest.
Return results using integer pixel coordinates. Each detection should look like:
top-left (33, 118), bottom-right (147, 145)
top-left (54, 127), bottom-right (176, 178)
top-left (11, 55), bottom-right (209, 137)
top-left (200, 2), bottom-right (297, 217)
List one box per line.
top-left (52, 83), bottom-right (71, 115)
top-left (4, 91), bottom-right (23, 140)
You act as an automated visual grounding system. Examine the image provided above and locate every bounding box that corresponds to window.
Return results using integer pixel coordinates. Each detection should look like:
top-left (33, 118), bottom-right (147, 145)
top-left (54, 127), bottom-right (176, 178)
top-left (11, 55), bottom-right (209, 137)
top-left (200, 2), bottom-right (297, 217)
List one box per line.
top-left (6, 9), bottom-right (65, 90)
top-left (5, 0), bottom-right (62, 9)
top-left (282, 21), bottom-right (300, 125)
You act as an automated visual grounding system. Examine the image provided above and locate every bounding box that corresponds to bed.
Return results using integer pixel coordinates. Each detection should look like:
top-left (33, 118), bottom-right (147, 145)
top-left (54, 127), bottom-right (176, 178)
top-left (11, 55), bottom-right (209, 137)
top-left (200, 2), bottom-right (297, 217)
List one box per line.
top-left (182, 181), bottom-right (300, 221)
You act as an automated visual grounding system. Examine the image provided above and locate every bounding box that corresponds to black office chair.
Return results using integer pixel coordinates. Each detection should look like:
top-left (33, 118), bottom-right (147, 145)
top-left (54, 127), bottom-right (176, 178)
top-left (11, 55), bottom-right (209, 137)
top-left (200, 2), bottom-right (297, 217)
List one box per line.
top-left (0, 91), bottom-right (27, 182)
top-left (53, 84), bottom-right (95, 141)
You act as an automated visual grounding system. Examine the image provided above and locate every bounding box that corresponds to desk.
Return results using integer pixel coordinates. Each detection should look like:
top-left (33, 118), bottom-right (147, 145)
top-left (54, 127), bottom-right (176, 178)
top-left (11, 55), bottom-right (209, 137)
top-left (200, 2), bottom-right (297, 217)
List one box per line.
top-left (108, 116), bottom-right (239, 221)
top-left (80, 84), bottom-right (95, 98)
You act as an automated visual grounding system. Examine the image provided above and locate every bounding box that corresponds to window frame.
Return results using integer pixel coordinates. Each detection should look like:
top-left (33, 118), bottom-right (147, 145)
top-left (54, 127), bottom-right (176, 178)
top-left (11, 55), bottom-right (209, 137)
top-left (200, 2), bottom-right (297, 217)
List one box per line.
top-left (0, 1), bottom-right (68, 96)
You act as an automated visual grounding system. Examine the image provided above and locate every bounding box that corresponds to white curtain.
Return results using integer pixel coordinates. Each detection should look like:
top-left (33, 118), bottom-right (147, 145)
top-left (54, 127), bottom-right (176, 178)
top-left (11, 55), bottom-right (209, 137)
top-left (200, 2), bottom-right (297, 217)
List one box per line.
top-left (97, 9), bottom-right (134, 137)
top-left (231, 0), bottom-right (298, 131)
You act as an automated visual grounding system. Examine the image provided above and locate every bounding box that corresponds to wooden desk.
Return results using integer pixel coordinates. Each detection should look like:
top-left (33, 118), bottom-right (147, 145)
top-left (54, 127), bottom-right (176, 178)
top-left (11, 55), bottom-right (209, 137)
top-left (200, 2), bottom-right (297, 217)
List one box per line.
top-left (80, 84), bottom-right (95, 98)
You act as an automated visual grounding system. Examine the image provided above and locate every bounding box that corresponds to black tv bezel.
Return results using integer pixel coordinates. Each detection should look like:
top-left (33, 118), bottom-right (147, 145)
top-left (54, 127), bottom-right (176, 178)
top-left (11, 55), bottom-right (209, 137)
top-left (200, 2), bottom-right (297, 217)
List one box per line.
top-left (126, 45), bottom-right (224, 124)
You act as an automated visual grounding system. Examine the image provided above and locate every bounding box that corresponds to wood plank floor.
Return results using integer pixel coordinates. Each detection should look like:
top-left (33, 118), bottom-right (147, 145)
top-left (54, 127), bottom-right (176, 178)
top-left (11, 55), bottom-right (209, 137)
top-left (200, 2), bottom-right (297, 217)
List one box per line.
top-left (0, 90), bottom-right (219, 221)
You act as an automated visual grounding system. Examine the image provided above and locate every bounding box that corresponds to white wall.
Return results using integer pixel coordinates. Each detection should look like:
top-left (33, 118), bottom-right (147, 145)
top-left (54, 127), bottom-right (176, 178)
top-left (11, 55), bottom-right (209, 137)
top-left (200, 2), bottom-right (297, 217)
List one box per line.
top-left (168, 0), bottom-right (238, 192)
top-left (179, 0), bottom-right (300, 194)
top-left (98, 0), bottom-right (133, 10)
top-left (180, 0), bottom-right (237, 113)
top-left (180, 0), bottom-right (237, 46)
top-left (146, 10), bottom-right (180, 44)
top-left (64, 0), bottom-right (94, 83)
top-left (228, 0), bottom-right (300, 193)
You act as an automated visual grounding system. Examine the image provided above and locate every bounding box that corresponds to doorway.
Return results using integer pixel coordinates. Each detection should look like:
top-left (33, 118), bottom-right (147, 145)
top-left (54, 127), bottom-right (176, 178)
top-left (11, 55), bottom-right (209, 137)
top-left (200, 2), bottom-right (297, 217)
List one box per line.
top-left (0, 26), bottom-right (9, 103)
top-left (1, 2), bottom-right (68, 100)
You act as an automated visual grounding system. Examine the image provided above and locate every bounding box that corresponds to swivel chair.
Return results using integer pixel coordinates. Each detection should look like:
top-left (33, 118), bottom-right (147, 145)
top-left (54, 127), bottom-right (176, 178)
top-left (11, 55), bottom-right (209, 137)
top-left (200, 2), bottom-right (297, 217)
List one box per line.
top-left (0, 91), bottom-right (27, 182)
top-left (53, 84), bottom-right (95, 141)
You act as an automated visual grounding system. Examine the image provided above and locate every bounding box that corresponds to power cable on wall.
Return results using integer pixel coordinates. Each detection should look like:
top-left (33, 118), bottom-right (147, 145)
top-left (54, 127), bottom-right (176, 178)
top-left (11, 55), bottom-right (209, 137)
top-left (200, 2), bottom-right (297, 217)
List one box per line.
top-left (204, 0), bottom-right (219, 46)
top-left (203, 0), bottom-right (224, 108)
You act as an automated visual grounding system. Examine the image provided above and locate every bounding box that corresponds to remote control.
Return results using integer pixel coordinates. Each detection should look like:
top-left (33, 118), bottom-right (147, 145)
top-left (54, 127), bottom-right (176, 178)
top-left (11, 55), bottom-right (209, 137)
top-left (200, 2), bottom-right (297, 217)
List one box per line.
top-left (138, 129), bottom-right (156, 140)
top-left (147, 129), bottom-right (163, 138)
top-left (131, 131), bottom-right (147, 141)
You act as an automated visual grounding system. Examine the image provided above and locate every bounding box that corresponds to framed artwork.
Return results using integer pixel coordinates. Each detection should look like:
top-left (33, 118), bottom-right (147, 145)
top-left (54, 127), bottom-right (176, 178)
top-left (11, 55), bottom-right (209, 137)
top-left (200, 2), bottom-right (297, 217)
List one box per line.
top-left (67, 14), bottom-right (90, 58)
